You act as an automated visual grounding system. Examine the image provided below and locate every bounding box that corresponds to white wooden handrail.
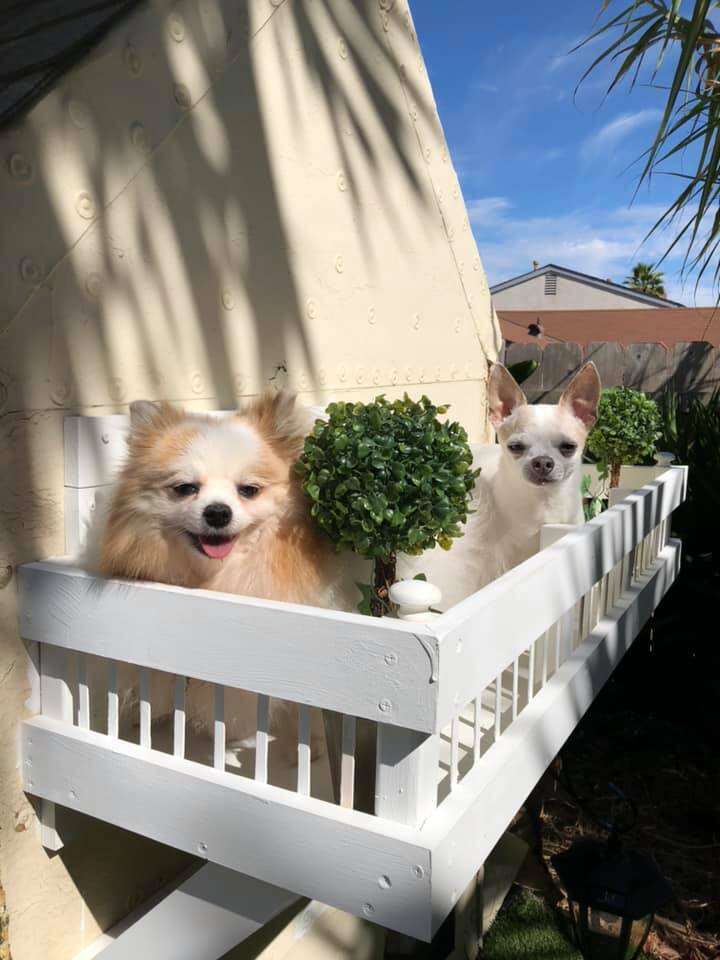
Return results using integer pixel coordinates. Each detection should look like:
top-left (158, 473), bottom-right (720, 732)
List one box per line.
top-left (431, 467), bottom-right (685, 724)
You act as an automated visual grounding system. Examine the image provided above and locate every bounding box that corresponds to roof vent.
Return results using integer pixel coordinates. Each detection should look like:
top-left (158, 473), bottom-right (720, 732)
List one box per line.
top-left (544, 273), bottom-right (557, 295)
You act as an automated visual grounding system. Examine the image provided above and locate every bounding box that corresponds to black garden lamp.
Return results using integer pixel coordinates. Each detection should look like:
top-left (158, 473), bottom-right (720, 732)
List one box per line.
top-left (552, 834), bottom-right (672, 960)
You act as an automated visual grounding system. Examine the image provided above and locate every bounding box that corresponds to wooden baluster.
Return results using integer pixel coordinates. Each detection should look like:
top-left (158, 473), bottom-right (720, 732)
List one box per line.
top-left (213, 685), bottom-right (225, 771)
top-left (340, 715), bottom-right (356, 808)
top-left (255, 695), bottom-right (270, 784)
top-left (173, 676), bottom-right (186, 759)
top-left (297, 704), bottom-right (311, 796)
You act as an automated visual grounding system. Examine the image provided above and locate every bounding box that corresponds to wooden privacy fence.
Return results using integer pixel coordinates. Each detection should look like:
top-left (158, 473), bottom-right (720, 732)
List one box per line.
top-left (502, 340), bottom-right (720, 402)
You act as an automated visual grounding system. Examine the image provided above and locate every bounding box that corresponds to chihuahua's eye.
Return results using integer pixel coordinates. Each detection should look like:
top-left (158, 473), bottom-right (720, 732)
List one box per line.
top-left (559, 441), bottom-right (578, 457)
top-left (172, 482), bottom-right (199, 497)
top-left (237, 484), bottom-right (261, 499)
top-left (507, 442), bottom-right (526, 455)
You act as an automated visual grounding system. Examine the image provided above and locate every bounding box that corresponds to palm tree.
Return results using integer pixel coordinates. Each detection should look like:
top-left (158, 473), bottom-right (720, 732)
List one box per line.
top-left (577, 2), bottom-right (720, 292)
top-left (625, 263), bottom-right (667, 299)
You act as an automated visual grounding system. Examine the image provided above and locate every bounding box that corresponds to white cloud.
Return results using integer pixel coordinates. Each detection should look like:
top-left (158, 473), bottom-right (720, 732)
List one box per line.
top-left (469, 195), bottom-right (719, 305)
top-left (467, 196), bottom-right (512, 224)
top-left (581, 109), bottom-right (661, 161)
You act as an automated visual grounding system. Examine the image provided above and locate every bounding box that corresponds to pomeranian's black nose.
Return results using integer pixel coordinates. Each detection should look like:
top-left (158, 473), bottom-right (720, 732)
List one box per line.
top-left (203, 503), bottom-right (232, 528)
top-left (530, 456), bottom-right (555, 478)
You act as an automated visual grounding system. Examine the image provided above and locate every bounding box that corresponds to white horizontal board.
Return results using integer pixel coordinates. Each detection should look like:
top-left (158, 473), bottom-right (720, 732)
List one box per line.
top-left (423, 542), bottom-right (681, 936)
top-left (432, 468), bottom-right (686, 726)
top-left (17, 561), bottom-right (439, 732)
top-left (23, 716), bottom-right (434, 940)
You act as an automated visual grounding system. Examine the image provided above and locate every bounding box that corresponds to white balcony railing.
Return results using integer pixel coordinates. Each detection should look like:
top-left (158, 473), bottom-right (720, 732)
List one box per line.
top-left (18, 414), bottom-right (687, 943)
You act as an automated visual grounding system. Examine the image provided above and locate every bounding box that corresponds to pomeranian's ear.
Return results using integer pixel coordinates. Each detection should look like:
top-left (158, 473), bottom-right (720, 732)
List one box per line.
top-left (129, 400), bottom-right (163, 428)
top-left (488, 363), bottom-right (527, 427)
top-left (244, 390), bottom-right (313, 459)
top-left (127, 401), bottom-right (185, 443)
top-left (559, 362), bottom-right (601, 429)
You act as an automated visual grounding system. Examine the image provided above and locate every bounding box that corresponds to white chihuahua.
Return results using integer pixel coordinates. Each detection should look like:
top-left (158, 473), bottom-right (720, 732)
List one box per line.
top-left (400, 362), bottom-right (601, 609)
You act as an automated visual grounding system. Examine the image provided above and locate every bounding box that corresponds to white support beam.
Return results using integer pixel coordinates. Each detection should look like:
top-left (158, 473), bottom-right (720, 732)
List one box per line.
top-left (22, 716), bottom-right (433, 940)
top-left (73, 864), bottom-right (299, 960)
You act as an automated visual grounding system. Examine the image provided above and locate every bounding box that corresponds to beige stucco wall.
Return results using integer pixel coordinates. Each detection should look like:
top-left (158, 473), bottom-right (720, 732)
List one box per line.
top-left (0, 1), bottom-right (500, 958)
top-left (492, 272), bottom-right (668, 310)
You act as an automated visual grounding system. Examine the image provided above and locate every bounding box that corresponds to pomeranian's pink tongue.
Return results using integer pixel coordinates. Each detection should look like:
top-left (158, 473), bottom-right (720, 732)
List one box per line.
top-left (198, 537), bottom-right (235, 560)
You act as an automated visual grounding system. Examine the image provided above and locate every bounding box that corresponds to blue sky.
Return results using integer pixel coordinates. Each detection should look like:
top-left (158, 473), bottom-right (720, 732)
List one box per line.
top-left (411, 1), bottom-right (711, 305)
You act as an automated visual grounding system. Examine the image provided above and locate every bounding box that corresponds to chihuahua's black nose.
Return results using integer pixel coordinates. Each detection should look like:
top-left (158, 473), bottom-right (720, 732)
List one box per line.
top-left (203, 503), bottom-right (232, 528)
top-left (530, 456), bottom-right (555, 478)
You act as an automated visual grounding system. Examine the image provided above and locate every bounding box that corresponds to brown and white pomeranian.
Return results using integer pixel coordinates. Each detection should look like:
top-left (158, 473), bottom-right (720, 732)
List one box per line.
top-left (96, 391), bottom-right (351, 773)
top-left (99, 390), bottom-right (345, 607)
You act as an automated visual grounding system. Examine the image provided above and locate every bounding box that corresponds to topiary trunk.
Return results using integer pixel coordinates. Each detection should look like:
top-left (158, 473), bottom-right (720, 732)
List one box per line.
top-left (609, 461), bottom-right (622, 489)
top-left (371, 553), bottom-right (396, 617)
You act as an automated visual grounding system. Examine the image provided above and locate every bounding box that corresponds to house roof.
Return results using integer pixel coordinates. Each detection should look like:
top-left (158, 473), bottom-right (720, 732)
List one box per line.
top-left (490, 263), bottom-right (684, 309)
top-left (498, 308), bottom-right (720, 347)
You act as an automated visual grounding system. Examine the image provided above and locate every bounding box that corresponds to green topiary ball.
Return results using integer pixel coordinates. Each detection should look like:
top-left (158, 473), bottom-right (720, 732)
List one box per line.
top-left (296, 395), bottom-right (479, 560)
top-left (587, 387), bottom-right (661, 485)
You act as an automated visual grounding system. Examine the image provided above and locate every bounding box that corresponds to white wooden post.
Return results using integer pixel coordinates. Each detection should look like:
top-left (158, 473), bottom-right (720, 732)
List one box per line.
top-left (39, 644), bottom-right (73, 851)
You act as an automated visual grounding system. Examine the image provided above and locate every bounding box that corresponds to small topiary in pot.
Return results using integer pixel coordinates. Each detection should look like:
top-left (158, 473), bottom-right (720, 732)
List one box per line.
top-left (587, 386), bottom-right (661, 488)
top-left (296, 394), bottom-right (479, 616)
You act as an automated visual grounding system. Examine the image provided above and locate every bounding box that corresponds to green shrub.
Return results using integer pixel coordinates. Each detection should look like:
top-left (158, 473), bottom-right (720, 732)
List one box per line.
top-left (587, 387), bottom-right (660, 487)
top-left (297, 394), bottom-right (478, 615)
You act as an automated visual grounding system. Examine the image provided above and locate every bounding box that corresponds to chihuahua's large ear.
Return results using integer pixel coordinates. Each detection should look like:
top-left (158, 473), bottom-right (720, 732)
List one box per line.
top-left (559, 362), bottom-right (601, 428)
top-left (488, 363), bottom-right (527, 427)
top-left (244, 389), bottom-right (313, 459)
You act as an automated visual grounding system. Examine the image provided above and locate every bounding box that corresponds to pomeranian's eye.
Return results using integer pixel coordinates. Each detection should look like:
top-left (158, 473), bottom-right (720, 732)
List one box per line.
top-left (237, 484), bottom-right (261, 499)
top-left (507, 442), bottom-right (526, 455)
top-left (559, 441), bottom-right (578, 457)
top-left (172, 482), bottom-right (199, 497)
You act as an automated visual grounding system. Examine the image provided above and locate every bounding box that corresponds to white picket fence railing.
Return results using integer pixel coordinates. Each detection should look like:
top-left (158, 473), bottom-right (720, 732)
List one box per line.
top-left (17, 415), bottom-right (687, 944)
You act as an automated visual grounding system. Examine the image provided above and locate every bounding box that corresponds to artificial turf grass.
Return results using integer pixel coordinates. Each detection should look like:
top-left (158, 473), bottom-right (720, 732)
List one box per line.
top-left (481, 887), bottom-right (652, 960)
top-left (481, 887), bottom-right (580, 960)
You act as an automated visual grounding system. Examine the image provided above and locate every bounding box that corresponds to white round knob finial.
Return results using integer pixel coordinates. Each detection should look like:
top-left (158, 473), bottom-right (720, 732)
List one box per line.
top-left (389, 579), bottom-right (442, 622)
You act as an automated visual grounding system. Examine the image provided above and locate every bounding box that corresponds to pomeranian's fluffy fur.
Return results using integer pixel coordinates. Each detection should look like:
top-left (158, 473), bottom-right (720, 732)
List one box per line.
top-left (99, 390), bottom-right (345, 608)
top-left (96, 391), bottom-right (351, 769)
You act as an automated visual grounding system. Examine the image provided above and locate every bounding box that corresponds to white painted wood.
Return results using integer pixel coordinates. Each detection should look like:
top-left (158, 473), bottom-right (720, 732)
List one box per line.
top-left (38, 643), bottom-right (73, 851)
top-left (473, 698), bottom-right (482, 763)
top-left (139, 669), bottom-right (151, 749)
top-left (375, 725), bottom-right (439, 829)
top-left (527, 642), bottom-right (535, 702)
top-left (511, 658), bottom-right (519, 722)
top-left (340, 715), bottom-right (356, 809)
top-left (424, 542), bottom-right (682, 938)
top-left (17, 561), bottom-right (439, 733)
top-left (22, 716), bottom-right (434, 940)
top-left (255, 695), bottom-right (270, 784)
top-left (450, 718), bottom-right (459, 790)
top-left (77, 654), bottom-right (90, 730)
top-left (493, 676), bottom-right (501, 742)
top-left (64, 414), bottom-right (129, 488)
top-left (540, 524), bottom-right (578, 669)
top-left (73, 864), bottom-right (299, 960)
top-left (213, 685), bottom-right (225, 771)
top-left (433, 468), bottom-right (685, 727)
top-left (107, 661), bottom-right (119, 739)
top-left (173, 677), bottom-right (186, 759)
top-left (297, 705), bottom-right (311, 796)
